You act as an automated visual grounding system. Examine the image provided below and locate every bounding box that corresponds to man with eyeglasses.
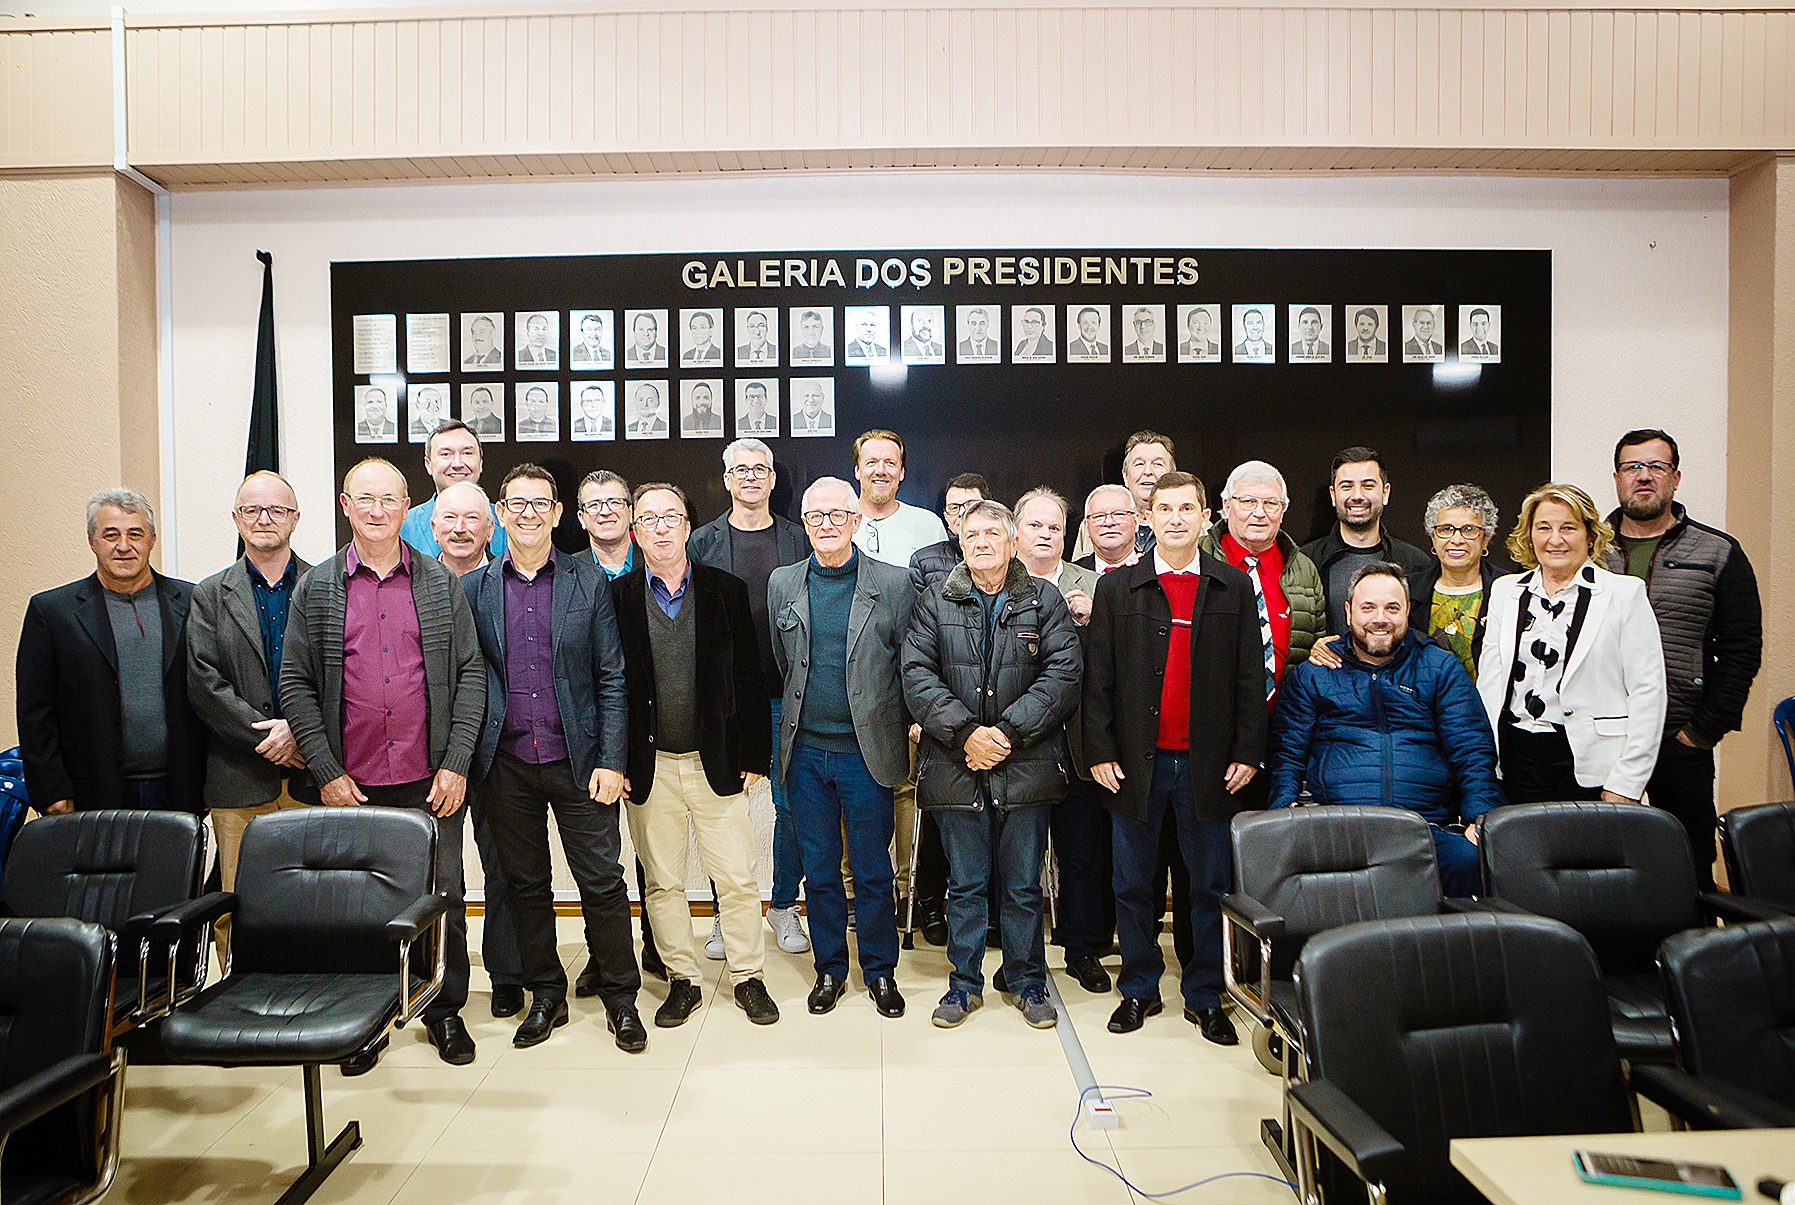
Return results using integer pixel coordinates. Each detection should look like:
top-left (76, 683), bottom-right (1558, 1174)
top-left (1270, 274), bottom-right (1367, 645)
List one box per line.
top-left (688, 439), bottom-right (811, 956)
top-left (1074, 484), bottom-right (1142, 575)
top-left (609, 484), bottom-right (779, 1027)
top-left (18, 487), bottom-right (206, 818)
top-left (1603, 428), bottom-right (1762, 893)
top-left (463, 465), bottom-right (644, 1053)
top-left (186, 472), bottom-right (312, 960)
top-left (399, 419), bottom-right (508, 562)
top-left (908, 472), bottom-right (989, 597)
top-left (768, 478), bottom-right (915, 1018)
top-left (575, 471), bottom-right (638, 580)
top-left (281, 458), bottom-right (487, 1066)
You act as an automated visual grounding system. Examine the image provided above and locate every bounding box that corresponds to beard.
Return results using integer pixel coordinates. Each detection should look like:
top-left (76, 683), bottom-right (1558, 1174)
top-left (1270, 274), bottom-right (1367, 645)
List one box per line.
top-left (1351, 626), bottom-right (1401, 658)
top-left (1621, 493), bottom-right (1670, 522)
top-left (1339, 506), bottom-right (1381, 533)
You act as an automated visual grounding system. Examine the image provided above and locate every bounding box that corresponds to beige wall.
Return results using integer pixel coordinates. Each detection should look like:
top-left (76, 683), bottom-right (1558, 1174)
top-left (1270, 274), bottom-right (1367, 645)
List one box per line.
top-left (0, 172), bottom-right (161, 747)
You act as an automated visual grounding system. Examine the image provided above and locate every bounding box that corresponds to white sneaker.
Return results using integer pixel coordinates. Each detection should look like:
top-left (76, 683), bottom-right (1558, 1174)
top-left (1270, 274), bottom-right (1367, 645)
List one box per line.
top-left (767, 906), bottom-right (811, 954)
top-left (704, 917), bottom-right (725, 960)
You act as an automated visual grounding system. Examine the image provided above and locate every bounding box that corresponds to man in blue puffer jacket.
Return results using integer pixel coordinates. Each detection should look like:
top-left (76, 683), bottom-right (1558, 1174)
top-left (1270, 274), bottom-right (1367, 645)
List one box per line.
top-left (1267, 562), bottom-right (1504, 896)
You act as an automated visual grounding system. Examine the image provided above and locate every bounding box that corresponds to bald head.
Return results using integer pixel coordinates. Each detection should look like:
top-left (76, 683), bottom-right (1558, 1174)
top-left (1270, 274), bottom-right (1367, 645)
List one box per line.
top-left (343, 458), bottom-right (407, 498)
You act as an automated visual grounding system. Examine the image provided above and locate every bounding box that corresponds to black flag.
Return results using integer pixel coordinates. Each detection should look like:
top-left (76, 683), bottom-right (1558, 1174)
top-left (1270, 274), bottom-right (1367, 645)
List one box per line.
top-left (245, 250), bottom-right (279, 475)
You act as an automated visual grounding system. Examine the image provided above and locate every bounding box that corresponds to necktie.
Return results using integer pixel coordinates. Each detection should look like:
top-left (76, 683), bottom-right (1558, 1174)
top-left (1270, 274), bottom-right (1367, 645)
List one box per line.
top-left (1243, 555), bottom-right (1277, 699)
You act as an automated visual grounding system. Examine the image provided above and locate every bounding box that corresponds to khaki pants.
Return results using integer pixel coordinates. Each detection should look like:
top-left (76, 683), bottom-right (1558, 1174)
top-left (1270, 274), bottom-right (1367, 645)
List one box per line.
top-left (627, 751), bottom-right (765, 985)
top-left (209, 785), bottom-right (308, 957)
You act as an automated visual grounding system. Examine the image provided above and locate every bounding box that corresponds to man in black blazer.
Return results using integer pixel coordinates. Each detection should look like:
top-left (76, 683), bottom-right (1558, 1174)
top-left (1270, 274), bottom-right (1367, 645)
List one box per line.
top-left (610, 483), bottom-right (778, 1028)
top-left (17, 488), bottom-right (206, 814)
top-left (464, 464), bottom-right (644, 1053)
top-left (1082, 471), bottom-right (1267, 1045)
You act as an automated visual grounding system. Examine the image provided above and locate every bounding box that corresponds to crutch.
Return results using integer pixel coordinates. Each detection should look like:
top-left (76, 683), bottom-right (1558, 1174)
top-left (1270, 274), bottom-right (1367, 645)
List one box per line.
top-left (899, 804), bottom-right (926, 949)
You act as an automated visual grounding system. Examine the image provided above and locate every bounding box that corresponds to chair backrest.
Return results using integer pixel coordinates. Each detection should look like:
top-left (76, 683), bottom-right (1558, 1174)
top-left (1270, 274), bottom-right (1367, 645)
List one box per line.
top-left (1295, 912), bottom-right (1632, 1205)
top-left (0, 917), bottom-right (116, 1189)
top-left (231, 807), bottom-right (437, 976)
top-left (1774, 696), bottom-right (1795, 787)
top-left (1720, 802), bottom-right (1795, 914)
top-left (1231, 806), bottom-right (1442, 978)
top-left (1479, 801), bottom-right (1700, 974)
top-left (1, 810), bottom-right (206, 938)
top-left (1657, 917), bottom-right (1795, 1109)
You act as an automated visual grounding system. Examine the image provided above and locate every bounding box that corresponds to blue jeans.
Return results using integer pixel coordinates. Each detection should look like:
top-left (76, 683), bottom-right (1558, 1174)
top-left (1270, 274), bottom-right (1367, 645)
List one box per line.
top-left (935, 803), bottom-right (1051, 997)
top-left (1432, 826), bottom-right (1482, 898)
top-left (788, 742), bottom-right (899, 981)
top-left (1111, 752), bottom-right (1230, 1010)
top-left (769, 699), bottom-right (803, 910)
top-left (120, 777), bottom-right (169, 809)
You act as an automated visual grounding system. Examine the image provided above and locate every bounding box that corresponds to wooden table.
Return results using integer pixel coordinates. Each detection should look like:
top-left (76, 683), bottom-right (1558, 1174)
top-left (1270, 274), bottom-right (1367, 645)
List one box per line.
top-left (1451, 1129), bottom-right (1795, 1204)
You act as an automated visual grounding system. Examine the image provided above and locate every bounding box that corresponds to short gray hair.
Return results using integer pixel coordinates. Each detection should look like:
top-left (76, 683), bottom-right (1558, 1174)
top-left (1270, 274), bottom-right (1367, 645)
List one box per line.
top-left (723, 437), bottom-right (773, 471)
top-left (1083, 483), bottom-right (1134, 515)
top-left (1423, 483), bottom-right (1499, 534)
top-left (1014, 486), bottom-right (1069, 524)
top-left (962, 499), bottom-right (1018, 540)
top-left (801, 476), bottom-right (858, 512)
top-left (1221, 460), bottom-right (1288, 504)
top-left (87, 488), bottom-right (155, 538)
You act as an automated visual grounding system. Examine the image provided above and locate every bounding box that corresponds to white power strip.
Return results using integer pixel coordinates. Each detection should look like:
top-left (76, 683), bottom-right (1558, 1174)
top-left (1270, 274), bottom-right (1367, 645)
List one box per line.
top-left (1084, 1097), bottom-right (1120, 1130)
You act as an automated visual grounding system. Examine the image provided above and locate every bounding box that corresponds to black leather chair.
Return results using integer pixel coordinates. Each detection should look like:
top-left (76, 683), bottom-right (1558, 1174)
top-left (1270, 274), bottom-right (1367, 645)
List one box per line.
top-left (1287, 912), bottom-right (1636, 1205)
top-left (1631, 917), bottom-right (1795, 1129)
top-left (1717, 801), bottom-right (1795, 915)
top-left (1477, 801), bottom-right (1779, 1063)
top-left (1, 810), bottom-right (208, 1040)
top-left (1222, 806), bottom-right (1447, 1186)
top-left (155, 808), bottom-right (448, 1205)
top-left (0, 917), bottom-right (127, 1205)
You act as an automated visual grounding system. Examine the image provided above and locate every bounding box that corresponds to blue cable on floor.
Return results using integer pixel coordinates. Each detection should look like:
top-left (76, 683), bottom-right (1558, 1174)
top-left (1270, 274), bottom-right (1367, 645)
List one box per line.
top-left (1068, 1084), bottom-right (1298, 1198)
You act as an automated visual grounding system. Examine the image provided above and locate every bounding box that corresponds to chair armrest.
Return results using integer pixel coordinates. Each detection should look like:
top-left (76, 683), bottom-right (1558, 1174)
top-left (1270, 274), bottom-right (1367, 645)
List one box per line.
top-left (1698, 892), bottom-right (1791, 924)
top-left (0, 1052), bottom-right (115, 1139)
top-left (1632, 1064), bottom-right (1795, 1130)
top-left (1220, 892), bottom-right (1285, 944)
top-left (147, 892), bottom-right (237, 942)
top-left (1287, 1079), bottom-right (1407, 1187)
top-left (386, 894), bottom-right (451, 943)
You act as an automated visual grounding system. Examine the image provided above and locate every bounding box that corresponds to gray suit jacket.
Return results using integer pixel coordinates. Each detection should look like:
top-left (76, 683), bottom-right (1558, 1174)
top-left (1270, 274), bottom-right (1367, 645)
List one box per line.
top-left (187, 554), bottom-right (312, 808)
top-left (767, 555), bottom-right (915, 787)
top-left (280, 545), bottom-right (485, 799)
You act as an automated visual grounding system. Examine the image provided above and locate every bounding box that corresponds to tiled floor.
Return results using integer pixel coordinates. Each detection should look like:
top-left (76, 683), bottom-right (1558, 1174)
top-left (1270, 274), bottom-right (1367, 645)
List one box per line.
top-left (116, 917), bottom-right (1292, 1205)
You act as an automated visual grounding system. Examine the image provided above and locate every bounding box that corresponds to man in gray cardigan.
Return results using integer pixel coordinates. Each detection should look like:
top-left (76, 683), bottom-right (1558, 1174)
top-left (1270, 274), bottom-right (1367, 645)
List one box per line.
top-left (767, 477), bottom-right (915, 1019)
top-left (186, 471), bottom-right (311, 958)
top-left (281, 458), bottom-right (486, 1067)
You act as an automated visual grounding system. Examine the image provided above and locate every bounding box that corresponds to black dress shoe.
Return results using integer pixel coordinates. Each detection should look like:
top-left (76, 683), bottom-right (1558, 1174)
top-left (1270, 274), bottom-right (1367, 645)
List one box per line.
top-left (339, 1035), bottom-right (388, 1077)
top-left (734, 978), bottom-right (780, 1025)
top-left (655, 978), bottom-right (703, 1028)
top-left (574, 965), bottom-right (604, 998)
top-left (1065, 955), bottom-right (1112, 994)
top-left (608, 1003), bottom-right (648, 1053)
top-left (426, 1017), bottom-right (477, 1065)
top-left (641, 944), bottom-right (668, 982)
top-left (992, 967), bottom-right (1011, 997)
top-left (513, 997), bottom-right (570, 1047)
top-left (916, 901), bottom-right (948, 947)
top-left (1107, 997), bottom-right (1164, 1034)
top-left (867, 976), bottom-right (905, 1018)
top-left (808, 973), bottom-right (847, 1014)
top-left (490, 985), bottom-right (526, 1018)
top-left (1187, 1006), bottom-right (1239, 1046)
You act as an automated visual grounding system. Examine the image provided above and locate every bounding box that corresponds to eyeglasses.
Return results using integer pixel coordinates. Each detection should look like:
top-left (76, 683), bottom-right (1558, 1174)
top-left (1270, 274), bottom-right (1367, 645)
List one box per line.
top-left (348, 494), bottom-right (404, 512)
top-left (1617, 460), bottom-right (1675, 477)
top-left (1086, 510), bottom-right (1135, 526)
top-left (1432, 523), bottom-right (1489, 541)
top-left (727, 464), bottom-right (771, 480)
top-left (802, 508), bottom-right (855, 529)
top-left (236, 504), bottom-right (297, 521)
top-left (501, 497), bottom-right (556, 515)
top-left (579, 498), bottom-right (629, 515)
top-left (943, 500), bottom-right (982, 517)
top-left (1228, 497), bottom-right (1286, 515)
top-left (635, 512), bottom-right (687, 531)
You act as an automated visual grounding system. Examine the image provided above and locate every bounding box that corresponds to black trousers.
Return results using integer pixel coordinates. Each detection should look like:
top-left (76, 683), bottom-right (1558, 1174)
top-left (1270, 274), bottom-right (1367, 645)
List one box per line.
top-left (482, 752), bottom-right (640, 1008)
top-left (1646, 734), bottom-right (1719, 892)
top-left (1050, 776), bottom-right (1114, 959)
top-left (1497, 721), bottom-right (1603, 805)
top-left (360, 778), bottom-right (468, 1023)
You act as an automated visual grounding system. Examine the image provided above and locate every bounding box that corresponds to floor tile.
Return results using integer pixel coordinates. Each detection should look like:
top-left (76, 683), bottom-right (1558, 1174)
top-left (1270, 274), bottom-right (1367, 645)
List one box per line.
top-left (658, 1067), bottom-right (883, 1152)
top-left (127, 1148), bottom-right (419, 1205)
top-left (884, 1063), bottom-right (1086, 1151)
top-left (121, 1065), bottom-right (295, 1155)
top-left (637, 1150), bottom-right (880, 1205)
top-left (388, 1150), bottom-right (652, 1205)
top-left (435, 1067), bottom-right (684, 1152)
top-left (886, 1147), bottom-right (1135, 1205)
top-left (1112, 1142), bottom-right (1299, 1204)
top-left (207, 1067), bottom-right (483, 1155)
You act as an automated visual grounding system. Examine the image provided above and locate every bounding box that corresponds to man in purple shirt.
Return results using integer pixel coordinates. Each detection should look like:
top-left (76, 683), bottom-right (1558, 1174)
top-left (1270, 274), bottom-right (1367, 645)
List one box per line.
top-left (281, 458), bottom-right (486, 1067)
top-left (464, 465), bottom-right (643, 1053)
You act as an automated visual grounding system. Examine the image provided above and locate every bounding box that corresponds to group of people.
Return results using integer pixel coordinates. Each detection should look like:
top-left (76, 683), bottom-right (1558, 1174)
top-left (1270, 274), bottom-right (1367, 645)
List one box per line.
top-left (14, 420), bottom-right (1762, 1066)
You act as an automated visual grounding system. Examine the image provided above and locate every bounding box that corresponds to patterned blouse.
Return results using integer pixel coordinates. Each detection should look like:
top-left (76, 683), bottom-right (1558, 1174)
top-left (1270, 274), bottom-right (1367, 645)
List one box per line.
top-left (1428, 582), bottom-right (1484, 679)
top-left (1506, 564), bottom-right (1594, 733)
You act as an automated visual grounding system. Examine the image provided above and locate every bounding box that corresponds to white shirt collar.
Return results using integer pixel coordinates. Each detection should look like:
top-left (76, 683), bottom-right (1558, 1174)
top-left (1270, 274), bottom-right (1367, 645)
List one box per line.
top-left (1153, 549), bottom-right (1200, 577)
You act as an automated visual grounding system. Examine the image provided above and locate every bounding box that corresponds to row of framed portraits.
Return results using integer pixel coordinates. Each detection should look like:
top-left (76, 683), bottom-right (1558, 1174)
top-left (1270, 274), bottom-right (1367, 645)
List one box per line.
top-left (350, 378), bottom-right (838, 445)
top-left (350, 302), bottom-right (1505, 375)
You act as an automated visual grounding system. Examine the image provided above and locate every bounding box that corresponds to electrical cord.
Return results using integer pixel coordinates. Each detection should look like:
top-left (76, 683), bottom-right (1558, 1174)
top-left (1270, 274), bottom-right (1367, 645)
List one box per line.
top-left (1069, 1084), bottom-right (1298, 1198)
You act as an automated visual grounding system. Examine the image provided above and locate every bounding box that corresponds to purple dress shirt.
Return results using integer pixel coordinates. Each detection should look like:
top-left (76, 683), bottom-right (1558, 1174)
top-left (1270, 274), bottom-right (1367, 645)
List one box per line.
top-left (341, 544), bottom-right (431, 786)
top-left (498, 555), bottom-right (568, 766)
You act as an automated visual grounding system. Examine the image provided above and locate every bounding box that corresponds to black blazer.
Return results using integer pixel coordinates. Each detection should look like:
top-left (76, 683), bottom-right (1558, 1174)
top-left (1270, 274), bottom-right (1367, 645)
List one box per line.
top-left (610, 563), bottom-right (769, 801)
top-left (464, 550), bottom-right (629, 786)
top-left (15, 572), bottom-right (207, 812)
top-left (1407, 557), bottom-right (1503, 677)
top-left (1080, 553), bottom-right (1267, 823)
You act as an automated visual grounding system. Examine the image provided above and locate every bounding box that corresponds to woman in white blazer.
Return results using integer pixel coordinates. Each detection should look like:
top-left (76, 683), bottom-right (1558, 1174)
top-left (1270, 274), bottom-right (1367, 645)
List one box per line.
top-left (1476, 483), bottom-right (1666, 804)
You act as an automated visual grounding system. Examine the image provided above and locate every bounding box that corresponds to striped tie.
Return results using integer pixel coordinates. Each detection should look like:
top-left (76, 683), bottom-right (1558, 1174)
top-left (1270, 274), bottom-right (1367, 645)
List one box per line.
top-left (1243, 556), bottom-right (1277, 699)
